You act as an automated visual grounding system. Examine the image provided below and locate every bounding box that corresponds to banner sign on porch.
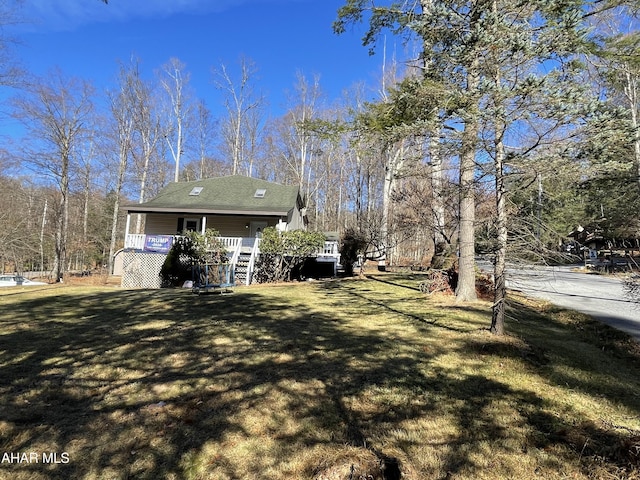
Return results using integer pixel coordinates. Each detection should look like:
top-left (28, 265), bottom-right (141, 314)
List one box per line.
top-left (143, 235), bottom-right (173, 253)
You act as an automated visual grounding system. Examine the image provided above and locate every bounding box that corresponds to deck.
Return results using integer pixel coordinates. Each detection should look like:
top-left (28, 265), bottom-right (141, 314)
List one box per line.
top-left (123, 234), bottom-right (340, 285)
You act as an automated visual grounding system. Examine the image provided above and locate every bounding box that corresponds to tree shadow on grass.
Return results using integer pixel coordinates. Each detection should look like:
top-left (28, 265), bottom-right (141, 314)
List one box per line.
top-left (0, 286), bottom-right (441, 479)
top-left (456, 297), bottom-right (640, 478)
top-left (0, 282), bottom-right (638, 479)
top-left (323, 278), bottom-right (476, 335)
top-left (325, 279), bottom-right (640, 477)
top-left (503, 297), bottom-right (640, 413)
top-left (363, 273), bottom-right (427, 292)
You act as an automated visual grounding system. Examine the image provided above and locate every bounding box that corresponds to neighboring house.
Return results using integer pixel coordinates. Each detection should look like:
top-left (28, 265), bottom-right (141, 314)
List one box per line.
top-left (567, 224), bottom-right (640, 271)
top-left (117, 175), bottom-right (337, 288)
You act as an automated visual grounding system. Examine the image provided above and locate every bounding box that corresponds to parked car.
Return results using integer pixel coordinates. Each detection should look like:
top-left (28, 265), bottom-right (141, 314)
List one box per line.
top-left (0, 275), bottom-right (47, 287)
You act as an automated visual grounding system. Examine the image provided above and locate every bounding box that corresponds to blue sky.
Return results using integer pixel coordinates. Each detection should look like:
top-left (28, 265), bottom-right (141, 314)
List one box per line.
top-left (10, 0), bottom-right (388, 120)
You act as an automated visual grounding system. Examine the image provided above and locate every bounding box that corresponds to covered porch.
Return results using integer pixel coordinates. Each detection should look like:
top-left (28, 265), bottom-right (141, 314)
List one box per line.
top-left (121, 233), bottom-right (341, 286)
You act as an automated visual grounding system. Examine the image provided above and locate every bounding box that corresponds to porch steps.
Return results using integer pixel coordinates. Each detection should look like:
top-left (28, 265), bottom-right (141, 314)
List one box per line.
top-left (234, 250), bottom-right (253, 285)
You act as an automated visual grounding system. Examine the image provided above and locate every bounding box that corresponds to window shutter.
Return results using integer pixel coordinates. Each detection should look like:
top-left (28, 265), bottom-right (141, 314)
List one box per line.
top-left (177, 218), bottom-right (184, 233)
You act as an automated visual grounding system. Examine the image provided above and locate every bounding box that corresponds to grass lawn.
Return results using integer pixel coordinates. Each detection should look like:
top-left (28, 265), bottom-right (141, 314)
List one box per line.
top-left (0, 274), bottom-right (639, 479)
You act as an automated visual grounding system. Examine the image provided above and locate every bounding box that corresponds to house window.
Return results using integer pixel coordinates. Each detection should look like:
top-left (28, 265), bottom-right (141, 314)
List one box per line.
top-left (185, 218), bottom-right (199, 232)
top-left (254, 188), bottom-right (266, 198)
top-left (177, 217), bottom-right (200, 233)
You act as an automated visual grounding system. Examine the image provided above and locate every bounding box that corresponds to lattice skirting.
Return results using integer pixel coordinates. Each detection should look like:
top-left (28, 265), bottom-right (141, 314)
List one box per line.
top-left (121, 250), bottom-right (167, 289)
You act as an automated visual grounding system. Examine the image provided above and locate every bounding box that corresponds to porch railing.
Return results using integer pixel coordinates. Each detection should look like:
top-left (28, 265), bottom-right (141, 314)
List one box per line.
top-left (319, 241), bottom-right (339, 257)
top-left (218, 237), bottom-right (243, 266)
top-left (123, 234), bottom-right (340, 283)
top-left (125, 234), bottom-right (146, 250)
top-left (124, 234), bottom-right (339, 257)
top-left (218, 236), bottom-right (243, 253)
top-left (124, 234), bottom-right (244, 252)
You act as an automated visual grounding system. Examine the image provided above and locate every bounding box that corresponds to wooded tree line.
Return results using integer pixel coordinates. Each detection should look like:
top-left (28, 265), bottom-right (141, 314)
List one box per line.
top-left (335, 0), bottom-right (640, 333)
top-left (0, 1), bottom-right (638, 334)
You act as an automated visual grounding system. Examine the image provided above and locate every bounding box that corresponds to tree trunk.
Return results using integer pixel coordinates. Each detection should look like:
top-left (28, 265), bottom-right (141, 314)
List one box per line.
top-left (455, 5), bottom-right (480, 303)
top-left (135, 138), bottom-right (151, 234)
top-left (624, 69), bottom-right (640, 195)
top-left (83, 166), bottom-right (90, 247)
top-left (381, 147), bottom-right (403, 268)
top-left (491, 126), bottom-right (507, 335)
top-left (40, 199), bottom-right (47, 273)
top-left (455, 110), bottom-right (478, 301)
top-left (233, 107), bottom-right (241, 175)
top-left (160, 59), bottom-right (189, 183)
top-left (490, 3), bottom-right (507, 334)
top-left (429, 125), bottom-right (449, 268)
top-left (108, 143), bottom-right (128, 275)
top-left (54, 152), bottom-right (70, 282)
top-left (380, 164), bottom-right (392, 267)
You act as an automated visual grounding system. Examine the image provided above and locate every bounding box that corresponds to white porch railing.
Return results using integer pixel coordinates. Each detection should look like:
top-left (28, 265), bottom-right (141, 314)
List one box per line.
top-left (218, 237), bottom-right (243, 266)
top-left (124, 234), bottom-right (244, 252)
top-left (125, 234), bottom-right (146, 250)
top-left (123, 234), bottom-right (340, 282)
top-left (125, 234), bottom-right (339, 256)
top-left (319, 241), bottom-right (339, 257)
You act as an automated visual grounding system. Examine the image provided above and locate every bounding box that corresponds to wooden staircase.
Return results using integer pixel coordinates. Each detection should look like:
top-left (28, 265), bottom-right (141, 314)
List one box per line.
top-left (230, 237), bottom-right (260, 285)
top-left (233, 249), bottom-right (253, 285)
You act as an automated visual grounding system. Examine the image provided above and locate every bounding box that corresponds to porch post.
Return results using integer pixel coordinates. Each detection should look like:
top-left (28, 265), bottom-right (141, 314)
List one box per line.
top-left (124, 214), bottom-right (131, 248)
top-left (201, 216), bottom-right (207, 234)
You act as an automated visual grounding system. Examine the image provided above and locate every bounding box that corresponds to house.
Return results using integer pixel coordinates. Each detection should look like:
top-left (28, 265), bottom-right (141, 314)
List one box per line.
top-left (567, 224), bottom-right (640, 271)
top-left (118, 176), bottom-right (338, 288)
top-left (125, 175), bottom-right (307, 238)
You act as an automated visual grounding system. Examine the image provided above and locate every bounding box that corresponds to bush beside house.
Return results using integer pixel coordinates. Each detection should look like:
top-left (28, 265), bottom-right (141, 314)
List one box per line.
top-left (159, 229), bottom-right (227, 287)
top-left (253, 227), bottom-right (326, 283)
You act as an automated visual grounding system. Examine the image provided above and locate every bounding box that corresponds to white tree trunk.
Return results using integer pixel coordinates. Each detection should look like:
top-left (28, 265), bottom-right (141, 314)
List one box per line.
top-left (624, 69), bottom-right (640, 193)
top-left (491, 124), bottom-right (507, 335)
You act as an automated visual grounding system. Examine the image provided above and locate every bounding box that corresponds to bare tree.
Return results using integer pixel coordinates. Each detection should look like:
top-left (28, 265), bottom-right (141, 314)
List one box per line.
top-left (0, 0), bottom-right (25, 87)
top-left (158, 57), bottom-right (192, 183)
top-left (213, 56), bottom-right (265, 176)
top-left (194, 99), bottom-right (217, 179)
top-left (72, 134), bottom-right (98, 270)
top-left (11, 70), bottom-right (95, 281)
top-left (286, 72), bottom-right (324, 197)
top-left (0, 176), bottom-right (38, 272)
top-left (106, 63), bottom-right (136, 274)
top-left (126, 58), bottom-right (162, 233)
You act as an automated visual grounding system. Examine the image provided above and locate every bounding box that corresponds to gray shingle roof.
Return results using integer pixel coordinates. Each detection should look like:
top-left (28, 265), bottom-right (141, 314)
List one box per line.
top-left (125, 175), bottom-right (302, 216)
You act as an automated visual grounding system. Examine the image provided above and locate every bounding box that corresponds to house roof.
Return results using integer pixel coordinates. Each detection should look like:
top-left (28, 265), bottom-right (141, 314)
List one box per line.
top-left (125, 175), bottom-right (303, 216)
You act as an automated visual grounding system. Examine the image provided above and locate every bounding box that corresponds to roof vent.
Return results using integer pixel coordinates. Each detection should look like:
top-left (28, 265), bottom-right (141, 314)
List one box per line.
top-left (189, 186), bottom-right (204, 196)
top-left (254, 188), bottom-right (266, 198)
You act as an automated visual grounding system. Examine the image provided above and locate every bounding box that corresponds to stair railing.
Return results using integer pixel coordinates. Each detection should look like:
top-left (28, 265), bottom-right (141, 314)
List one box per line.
top-left (216, 237), bottom-right (242, 267)
top-left (246, 237), bottom-right (262, 285)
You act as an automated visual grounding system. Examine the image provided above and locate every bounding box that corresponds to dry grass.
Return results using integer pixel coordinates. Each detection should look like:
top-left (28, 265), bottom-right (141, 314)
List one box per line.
top-left (0, 274), bottom-right (638, 479)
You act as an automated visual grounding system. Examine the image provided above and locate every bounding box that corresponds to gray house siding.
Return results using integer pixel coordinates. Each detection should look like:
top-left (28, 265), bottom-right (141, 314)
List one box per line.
top-left (144, 214), bottom-right (285, 236)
